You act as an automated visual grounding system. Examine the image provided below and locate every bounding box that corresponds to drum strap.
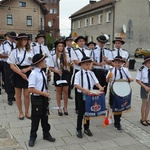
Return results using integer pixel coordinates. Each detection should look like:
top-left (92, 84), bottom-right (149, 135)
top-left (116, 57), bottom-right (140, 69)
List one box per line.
top-left (81, 69), bottom-right (83, 92)
top-left (122, 69), bottom-right (130, 83)
top-left (113, 68), bottom-right (130, 83)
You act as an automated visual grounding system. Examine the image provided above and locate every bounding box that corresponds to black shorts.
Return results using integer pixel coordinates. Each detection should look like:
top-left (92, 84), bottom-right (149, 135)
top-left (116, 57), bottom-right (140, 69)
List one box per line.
top-left (140, 83), bottom-right (149, 99)
top-left (54, 70), bottom-right (70, 87)
top-left (14, 65), bottom-right (31, 88)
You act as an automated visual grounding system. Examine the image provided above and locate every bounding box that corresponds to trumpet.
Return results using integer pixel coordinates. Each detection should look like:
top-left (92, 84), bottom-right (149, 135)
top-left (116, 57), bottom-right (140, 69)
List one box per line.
top-left (68, 61), bottom-right (74, 67)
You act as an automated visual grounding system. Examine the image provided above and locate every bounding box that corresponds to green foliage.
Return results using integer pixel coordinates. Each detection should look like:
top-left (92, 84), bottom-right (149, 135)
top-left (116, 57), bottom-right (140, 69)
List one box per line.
top-left (45, 34), bottom-right (56, 50)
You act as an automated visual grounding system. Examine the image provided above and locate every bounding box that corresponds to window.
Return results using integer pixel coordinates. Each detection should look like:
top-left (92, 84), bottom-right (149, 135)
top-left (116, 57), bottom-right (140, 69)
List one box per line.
top-left (89, 36), bottom-right (93, 41)
top-left (90, 17), bottom-right (93, 26)
top-left (78, 20), bottom-right (81, 28)
top-left (53, 8), bottom-right (57, 14)
top-left (98, 14), bottom-right (102, 24)
top-left (7, 14), bottom-right (13, 25)
top-left (72, 22), bottom-right (75, 29)
top-left (19, 1), bottom-right (26, 7)
top-left (49, 9), bottom-right (53, 14)
top-left (85, 18), bottom-right (88, 27)
top-left (27, 16), bottom-right (32, 26)
top-left (106, 11), bottom-right (111, 22)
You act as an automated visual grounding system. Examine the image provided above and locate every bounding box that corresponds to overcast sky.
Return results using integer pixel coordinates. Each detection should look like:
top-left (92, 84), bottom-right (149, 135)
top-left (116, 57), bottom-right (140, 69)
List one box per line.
top-left (60, 0), bottom-right (97, 36)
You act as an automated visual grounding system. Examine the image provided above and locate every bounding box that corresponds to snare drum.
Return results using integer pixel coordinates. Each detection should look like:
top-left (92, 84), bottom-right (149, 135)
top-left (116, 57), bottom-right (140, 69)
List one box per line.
top-left (85, 90), bottom-right (106, 117)
top-left (110, 79), bottom-right (132, 113)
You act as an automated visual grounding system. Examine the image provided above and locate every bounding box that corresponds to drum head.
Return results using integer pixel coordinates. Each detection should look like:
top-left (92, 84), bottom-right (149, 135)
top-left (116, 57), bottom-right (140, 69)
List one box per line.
top-left (112, 81), bottom-right (131, 97)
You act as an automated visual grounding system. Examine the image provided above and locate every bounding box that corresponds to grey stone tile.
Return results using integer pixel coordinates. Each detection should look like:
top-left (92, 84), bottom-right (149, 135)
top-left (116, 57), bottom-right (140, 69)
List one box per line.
top-left (81, 139), bottom-right (118, 150)
top-left (112, 136), bottom-right (139, 146)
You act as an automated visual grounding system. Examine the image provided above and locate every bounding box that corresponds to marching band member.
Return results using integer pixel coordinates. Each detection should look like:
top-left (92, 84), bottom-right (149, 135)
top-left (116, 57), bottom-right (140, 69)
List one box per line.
top-left (0, 36), bottom-right (5, 94)
top-left (136, 56), bottom-right (150, 126)
top-left (71, 36), bottom-right (91, 114)
top-left (74, 56), bottom-right (103, 138)
top-left (0, 32), bottom-right (16, 105)
top-left (111, 37), bottom-right (129, 68)
top-left (92, 35), bottom-right (112, 94)
top-left (50, 40), bottom-right (70, 116)
top-left (32, 33), bottom-right (52, 70)
top-left (7, 33), bottom-right (33, 120)
top-left (28, 54), bottom-right (55, 147)
top-left (87, 41), bottom-right (96, 51)
top-left (106, 56), bottom-right (133, 130)
top-left (65, 36), bottom-right (74, 99)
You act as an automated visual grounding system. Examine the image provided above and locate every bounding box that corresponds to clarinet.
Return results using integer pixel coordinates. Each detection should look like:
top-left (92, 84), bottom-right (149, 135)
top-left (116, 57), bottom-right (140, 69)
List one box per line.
top-left (59, 53), bottom-right (64, 80)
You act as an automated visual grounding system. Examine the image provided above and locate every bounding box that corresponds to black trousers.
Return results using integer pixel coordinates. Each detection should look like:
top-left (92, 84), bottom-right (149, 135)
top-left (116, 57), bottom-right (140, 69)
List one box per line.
top-left (77, 93), bottom-right (89, 131)
top-left (68, 66), bottom-right (73, 96)
top-left (30, 96), bottom-right (50, 140)
top-left (0, 61), bottom-right (5, 89)
top-left (93, 69), bottom-right (108, 94)
top-left (30, 115), bottom-right (51, 140)
top-left (3, 62), bottom-right (15, 101)
top-left (74, 69), bottom-right (79, 110)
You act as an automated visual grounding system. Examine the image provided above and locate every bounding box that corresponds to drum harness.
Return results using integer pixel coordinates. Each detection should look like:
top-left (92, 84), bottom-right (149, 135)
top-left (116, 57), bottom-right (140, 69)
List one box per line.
top-left (112, 68), bottom-right (130, 85)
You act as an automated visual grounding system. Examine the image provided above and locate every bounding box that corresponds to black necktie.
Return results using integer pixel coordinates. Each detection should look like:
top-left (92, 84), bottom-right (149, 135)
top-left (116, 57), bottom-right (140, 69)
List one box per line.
top-left (39, 45), bottom-right (42, 54)
top-left (41, 70), bottom-right (48, 91)
top-left (119, 69), bottom-right (123, 79)
top-left (117, 49), bottom-right (120, 56)
top-left (67, 48), bottom-right (71, 58)
top-left (85, 71), bottom-right (91, 90)
top-left (148, 69), bottom-right (150, 85)
top-left (11, 43), bottom-right (14, 50)
top-left (81, 49), bottom-right (86, 57)
top-left (100, 48), bottom-right (103, 62)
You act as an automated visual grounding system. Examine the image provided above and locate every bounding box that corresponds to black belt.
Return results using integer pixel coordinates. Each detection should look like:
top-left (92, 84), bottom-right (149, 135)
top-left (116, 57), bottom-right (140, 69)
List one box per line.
top-left (93, 68), bottom-right (108, 71)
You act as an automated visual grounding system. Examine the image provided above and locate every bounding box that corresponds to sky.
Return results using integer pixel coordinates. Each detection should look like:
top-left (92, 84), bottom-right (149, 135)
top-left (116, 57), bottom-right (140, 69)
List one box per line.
top-left (60, 0), bottom-right (96, 36)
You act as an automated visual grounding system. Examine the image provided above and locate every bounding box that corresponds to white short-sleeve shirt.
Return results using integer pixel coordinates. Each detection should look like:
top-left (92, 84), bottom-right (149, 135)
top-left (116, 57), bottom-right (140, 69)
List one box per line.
top-left (71, 47), bottom-right (91, 70)
top-left (106, 67), bottom-right (131, 86)
top-left (136, 65), bottom-right (149, 83)
top-left (92, 45), bottom-right (113, 70)
top-left (74, 69), bottom-right (99, 93)
top-left (7, 48), bottom-right (34, 66)
top-left (28, 67), bottom-right (48, 94)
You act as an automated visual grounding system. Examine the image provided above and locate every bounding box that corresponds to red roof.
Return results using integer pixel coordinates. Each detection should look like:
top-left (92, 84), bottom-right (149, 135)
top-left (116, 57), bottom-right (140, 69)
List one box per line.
top-left (70, 0), bottom-right (113, 18)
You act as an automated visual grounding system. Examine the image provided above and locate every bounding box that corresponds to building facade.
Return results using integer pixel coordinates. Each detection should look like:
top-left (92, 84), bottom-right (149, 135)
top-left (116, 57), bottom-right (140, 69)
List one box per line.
top-left (70, 0), bottom-right (150, 55)
top-left (44, 0), bottom-right (60, 39)
top-left (0, 0), bottom-right (60, 40)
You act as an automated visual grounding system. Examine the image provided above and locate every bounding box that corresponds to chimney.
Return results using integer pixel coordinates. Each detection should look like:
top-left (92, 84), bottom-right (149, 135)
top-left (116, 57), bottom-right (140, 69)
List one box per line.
top-left (89, 0), bottom-right (96, 4)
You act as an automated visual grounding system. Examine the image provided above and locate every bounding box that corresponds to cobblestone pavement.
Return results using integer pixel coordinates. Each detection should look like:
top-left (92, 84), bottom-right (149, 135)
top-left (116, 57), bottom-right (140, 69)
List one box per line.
top-left (0, 58), bottom-right (150, 150)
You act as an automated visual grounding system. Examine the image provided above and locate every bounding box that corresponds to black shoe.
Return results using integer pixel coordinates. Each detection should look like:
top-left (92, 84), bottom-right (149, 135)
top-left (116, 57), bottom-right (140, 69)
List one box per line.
top-left (76, 130), bottom-right (83, 138)
top-left (76, 110), bottom-right (78, 114)
top-left (68, 95), bottom-right (73, 99)
top-left (8, 101), bottom-right (13, 106)
top-left (114, 124), bottom-right (122, 130)
top-left (43, 135), bottom-right (56, 142)
top-left (63, 108), bottom-right (68, 115)
top-left (19, 116), bottom-right (24, 120)
top-left (28, 140), bottom-right (35, 147)
top-left (58, 110), bottom-right (63, 116)
top-left (84, 129), bottom-right (93, 136)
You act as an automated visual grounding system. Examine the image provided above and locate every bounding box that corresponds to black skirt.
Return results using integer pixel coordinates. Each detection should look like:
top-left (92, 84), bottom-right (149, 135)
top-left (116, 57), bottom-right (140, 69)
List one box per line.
top-left (54, 70), bottom-right (70, 87)
top-left (14, 65), bottom-right (31, 88)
